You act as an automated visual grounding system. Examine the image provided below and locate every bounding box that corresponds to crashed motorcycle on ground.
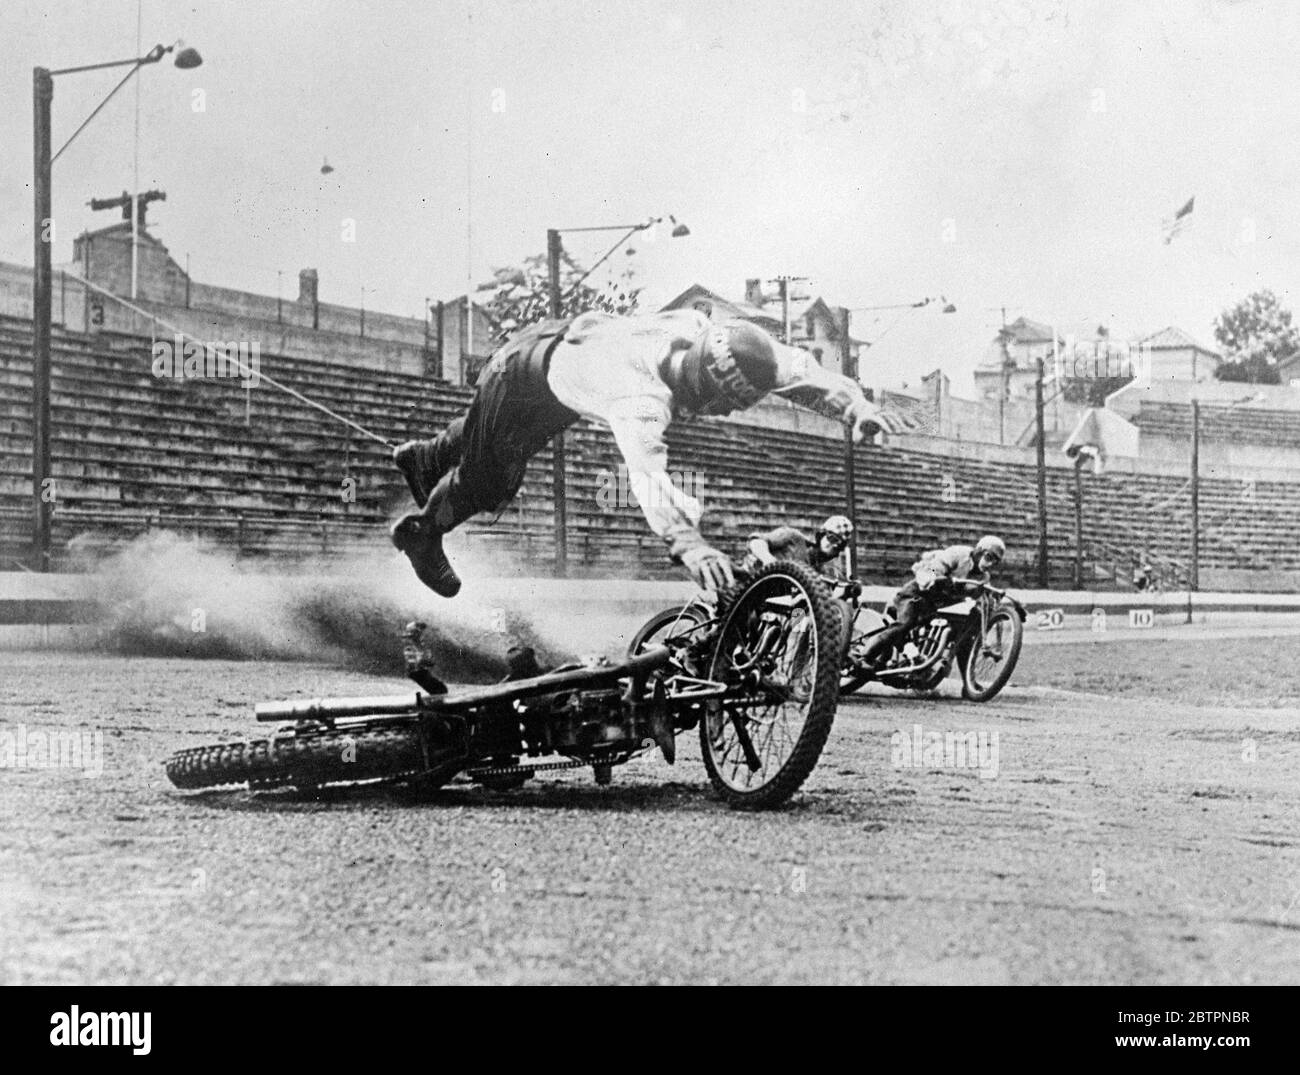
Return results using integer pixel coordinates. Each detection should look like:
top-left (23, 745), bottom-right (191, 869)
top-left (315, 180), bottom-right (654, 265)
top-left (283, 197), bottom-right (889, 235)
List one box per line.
top-left (633, 576), bottom-right (1026, 704)
top-left (166, 561), bottom-right (844, 809)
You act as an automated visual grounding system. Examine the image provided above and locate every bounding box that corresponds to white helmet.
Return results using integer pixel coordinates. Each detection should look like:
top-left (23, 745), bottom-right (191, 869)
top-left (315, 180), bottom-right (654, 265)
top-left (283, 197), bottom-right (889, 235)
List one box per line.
top-left (819, 515), bottom-right (854, 542)
top-left (975, 534), bottom-right (1006, 565)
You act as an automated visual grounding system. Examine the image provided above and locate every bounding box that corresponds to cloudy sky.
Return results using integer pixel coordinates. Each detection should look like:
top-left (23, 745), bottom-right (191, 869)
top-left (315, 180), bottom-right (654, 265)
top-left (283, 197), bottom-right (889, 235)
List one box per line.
top-left (2, 0), bottom-right (1297, 389)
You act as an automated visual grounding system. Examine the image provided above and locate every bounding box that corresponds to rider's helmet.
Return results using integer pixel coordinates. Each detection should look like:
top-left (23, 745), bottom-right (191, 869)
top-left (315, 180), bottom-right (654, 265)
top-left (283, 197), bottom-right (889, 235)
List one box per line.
top-left (680, 322), bottom-right (780, 415)
top-left (816, 514), bottom-right (854, 553)
top-left (974, 534), bottom-right (1006, 570)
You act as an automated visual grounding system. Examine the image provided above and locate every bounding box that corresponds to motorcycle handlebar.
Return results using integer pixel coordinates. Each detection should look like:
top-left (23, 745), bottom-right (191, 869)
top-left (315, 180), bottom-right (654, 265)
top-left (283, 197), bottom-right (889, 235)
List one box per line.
top-left (950, 578), bottom-right (1026, 616)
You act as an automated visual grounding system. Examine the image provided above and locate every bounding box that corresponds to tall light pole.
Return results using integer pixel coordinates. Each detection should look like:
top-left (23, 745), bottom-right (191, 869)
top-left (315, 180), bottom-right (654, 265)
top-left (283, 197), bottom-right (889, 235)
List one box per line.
top-left (545, 216), bottom-right (689, 576)
top-left (1073, 454), bottom-right (1086, 590)
top-left (837, 306), bottom-right (858, 577)
top-left (32, 67), bottom-right (53, 573)
top-left (1187, 391), bottom-right (1259, 615)
top-left (1035, 356), bottom-right (1049, 587)
top-left (1190, 396), bottom-right (1200, 595)
top-left (31, 41), bottom-right (201, 571)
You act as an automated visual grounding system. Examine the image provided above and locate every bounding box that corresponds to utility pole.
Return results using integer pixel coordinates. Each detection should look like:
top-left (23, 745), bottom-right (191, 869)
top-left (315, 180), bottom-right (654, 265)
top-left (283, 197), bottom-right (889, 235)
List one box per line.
top-left (32, 66), bottom-right (53, 571)
top-left (31, 42), bottom-right (201, 572)
top-left (771, 276), bottom-right (811, 344)
top-left (547, 227), bottom-right (567, 576)
top-left (1190, 397), bottom-right (1200, 594)
top-left (1035, 357), bottom-right (1049, 588)
top-left (423, 295), bottom-right (431, 371)
top-left (838, 307), bottom-right (858, 577)
top-left (435, 300), bottom-right (445, 380)
top-left (1072, 457), bottom-right (1085, 589)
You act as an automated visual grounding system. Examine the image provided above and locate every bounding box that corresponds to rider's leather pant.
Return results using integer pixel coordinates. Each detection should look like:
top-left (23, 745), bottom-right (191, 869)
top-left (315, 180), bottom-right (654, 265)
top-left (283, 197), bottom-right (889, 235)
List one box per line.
top-left (858, 580), bottom-right (940, 666)
top-left (402, 322), bottom-right (578, 532)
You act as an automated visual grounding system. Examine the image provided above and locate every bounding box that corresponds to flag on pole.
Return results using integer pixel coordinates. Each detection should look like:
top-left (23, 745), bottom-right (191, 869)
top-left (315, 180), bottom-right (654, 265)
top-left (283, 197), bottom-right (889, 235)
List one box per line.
top-left (1162, 196), bottom-right (1195, 244)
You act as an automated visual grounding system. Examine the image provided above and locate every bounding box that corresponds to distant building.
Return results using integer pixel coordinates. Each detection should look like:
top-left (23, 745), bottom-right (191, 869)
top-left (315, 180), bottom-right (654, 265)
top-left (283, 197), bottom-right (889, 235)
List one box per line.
top-left (1278, 351), bottom-right (1300, 386)
top-left (0, 210), bottom-right (465, 382)
top-left (973, 317), bottom-right (1062, 403)
top-left (660, 280), bottom-right (865, 379)
top-left (974, 318), bottom-right (1221, 403)
top-left (1137, 326), bottom-right (1221, 381)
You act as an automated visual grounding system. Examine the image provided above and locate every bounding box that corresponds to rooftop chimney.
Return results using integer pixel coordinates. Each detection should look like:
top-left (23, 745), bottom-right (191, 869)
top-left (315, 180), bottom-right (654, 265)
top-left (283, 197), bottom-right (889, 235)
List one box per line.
top-left (299, 268), bottom-right (320, 329)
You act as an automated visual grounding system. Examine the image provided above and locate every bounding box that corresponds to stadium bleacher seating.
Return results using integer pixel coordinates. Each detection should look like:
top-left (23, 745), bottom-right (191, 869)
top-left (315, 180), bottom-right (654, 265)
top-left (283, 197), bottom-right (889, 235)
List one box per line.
top-left (3, 315), bottom-right (1299, 589)
top-left (1135, 400), bottom-right (1300, 449)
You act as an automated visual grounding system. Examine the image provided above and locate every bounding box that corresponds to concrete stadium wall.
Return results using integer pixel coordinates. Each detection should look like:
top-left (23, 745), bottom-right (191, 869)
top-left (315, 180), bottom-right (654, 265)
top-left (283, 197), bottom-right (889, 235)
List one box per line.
top-left (0, 259), bottom-right (439, 380)
top-left (895, 431), bottom-right (1300, 484)
top-left (5, 571), bottom-right (1300, 650)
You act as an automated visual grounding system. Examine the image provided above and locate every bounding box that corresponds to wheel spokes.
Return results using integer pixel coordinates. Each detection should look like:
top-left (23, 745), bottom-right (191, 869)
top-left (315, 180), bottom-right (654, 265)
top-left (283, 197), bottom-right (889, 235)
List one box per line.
top-left (971, 619), bottom-right (1009, 687)
top-left (707, 577), bottom-right (817, 792)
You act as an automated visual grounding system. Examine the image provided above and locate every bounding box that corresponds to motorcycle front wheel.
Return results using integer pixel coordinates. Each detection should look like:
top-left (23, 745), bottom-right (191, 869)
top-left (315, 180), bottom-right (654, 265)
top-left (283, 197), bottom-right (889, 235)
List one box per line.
top-left (700, 560), bottom-right (842, 808)
top-left (961, 606), bottom-right (1024, 702)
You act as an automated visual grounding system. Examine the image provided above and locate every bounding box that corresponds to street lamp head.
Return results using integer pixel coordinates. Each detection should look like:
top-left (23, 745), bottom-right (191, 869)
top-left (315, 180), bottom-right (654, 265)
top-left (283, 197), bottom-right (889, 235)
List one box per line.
top-left (671, 222), bottom-right (691, 238)
top-left (942, 301), bottom-right (957, 314)
top-left (173, 46), bottom-right (203, 69)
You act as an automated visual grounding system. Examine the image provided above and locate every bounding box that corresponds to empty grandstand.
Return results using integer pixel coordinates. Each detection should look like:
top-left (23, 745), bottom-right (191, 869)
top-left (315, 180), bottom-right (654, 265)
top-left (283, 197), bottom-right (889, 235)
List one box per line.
top-left (4, 301), bottom-right (1300, 591)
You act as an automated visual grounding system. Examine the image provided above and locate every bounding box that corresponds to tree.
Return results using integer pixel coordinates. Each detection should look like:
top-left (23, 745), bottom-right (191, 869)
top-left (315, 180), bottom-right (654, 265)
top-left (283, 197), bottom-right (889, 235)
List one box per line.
top-left (1213, 290), bottom-right (1294, 384)
top-left (476, 250), bottom-right (641, 344)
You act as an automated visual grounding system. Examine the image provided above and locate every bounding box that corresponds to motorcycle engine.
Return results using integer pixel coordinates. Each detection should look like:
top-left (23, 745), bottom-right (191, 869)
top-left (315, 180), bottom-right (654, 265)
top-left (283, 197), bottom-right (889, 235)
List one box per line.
top-left (523, 688), bottom-right (645, 757)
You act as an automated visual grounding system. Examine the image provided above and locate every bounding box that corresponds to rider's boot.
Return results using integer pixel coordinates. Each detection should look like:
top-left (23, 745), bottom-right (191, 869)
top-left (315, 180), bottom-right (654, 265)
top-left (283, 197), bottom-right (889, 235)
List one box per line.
top-left (856, 634), bottom-right (896, 673)
top-left (391, 514), bottom-right (461, 598)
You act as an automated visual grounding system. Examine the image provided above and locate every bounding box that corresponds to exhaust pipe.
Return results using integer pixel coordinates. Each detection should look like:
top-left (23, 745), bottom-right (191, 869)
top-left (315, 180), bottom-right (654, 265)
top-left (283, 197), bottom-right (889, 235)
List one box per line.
top-left (875, 623), bottom-right (952, 679)
top-left (255, 694), bottom-right (422, 722)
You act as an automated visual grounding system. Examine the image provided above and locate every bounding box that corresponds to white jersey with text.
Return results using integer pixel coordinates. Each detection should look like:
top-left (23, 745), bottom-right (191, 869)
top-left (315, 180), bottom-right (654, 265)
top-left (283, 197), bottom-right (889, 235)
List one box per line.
top-left (545, 310), bottom-right (868, 540)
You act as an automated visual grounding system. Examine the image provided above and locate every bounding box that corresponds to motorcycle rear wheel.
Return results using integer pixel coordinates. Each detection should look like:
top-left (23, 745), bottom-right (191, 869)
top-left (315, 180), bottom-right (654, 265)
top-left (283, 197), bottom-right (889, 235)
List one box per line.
top-left (700, 561), bottom-right (841, 809)
top-left (839, 605), bottom-right (879, 696)
top-left (627, 602), bottom-right (709, 657)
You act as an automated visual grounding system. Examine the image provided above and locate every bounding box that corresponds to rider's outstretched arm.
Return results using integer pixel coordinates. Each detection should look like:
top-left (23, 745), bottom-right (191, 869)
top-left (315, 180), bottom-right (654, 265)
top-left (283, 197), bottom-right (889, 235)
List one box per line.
top-left (606, 402), bottom-right (733, 591)
top-left (767, 345), bottom-right (903, 441)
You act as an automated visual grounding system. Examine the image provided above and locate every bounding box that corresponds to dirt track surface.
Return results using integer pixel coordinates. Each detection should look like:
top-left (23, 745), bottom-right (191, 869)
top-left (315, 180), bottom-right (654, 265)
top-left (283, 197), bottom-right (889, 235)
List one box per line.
top-left (2, 632), bottom-right (1298, 985)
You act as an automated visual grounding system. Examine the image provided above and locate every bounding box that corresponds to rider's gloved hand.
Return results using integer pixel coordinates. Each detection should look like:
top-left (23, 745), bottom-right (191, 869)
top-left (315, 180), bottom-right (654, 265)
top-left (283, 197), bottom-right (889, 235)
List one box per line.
top-left (844, 396), bottom-right (904, 442)
top-left (667, 527), bottom-right (736, 593)
top-left (915, 568), bottom-right (940, 591)
top-left (679, 544), bottom-right (736, 592)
